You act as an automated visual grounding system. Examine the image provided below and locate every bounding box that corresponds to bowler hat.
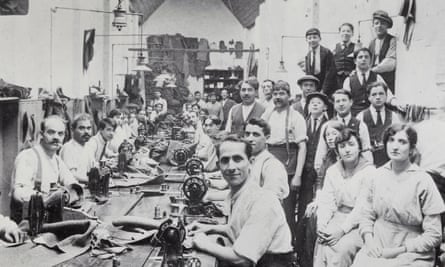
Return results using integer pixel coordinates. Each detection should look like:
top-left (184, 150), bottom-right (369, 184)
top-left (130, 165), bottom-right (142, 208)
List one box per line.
top-left (297, 75), bottom-right (320, 87)
top-left (306, 92), bottom-right (330, 106)
top-left (373, 10), bottom-right (393, 28)
top-left (305, 28), bottom-right (321, 37)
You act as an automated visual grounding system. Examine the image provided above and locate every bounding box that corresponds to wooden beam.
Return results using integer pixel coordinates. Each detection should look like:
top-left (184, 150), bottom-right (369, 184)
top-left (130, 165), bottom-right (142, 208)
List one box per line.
top-left (128, 48), bottom-right (260, 53)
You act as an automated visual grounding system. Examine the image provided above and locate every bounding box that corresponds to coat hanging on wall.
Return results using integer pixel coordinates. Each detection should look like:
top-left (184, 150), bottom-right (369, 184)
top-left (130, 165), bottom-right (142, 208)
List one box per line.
top-left (83, 29), bottom-right (95, 72)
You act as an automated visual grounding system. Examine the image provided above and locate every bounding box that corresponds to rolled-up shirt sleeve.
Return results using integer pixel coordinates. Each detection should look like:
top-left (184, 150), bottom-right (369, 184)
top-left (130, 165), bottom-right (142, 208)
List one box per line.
top-left (13, 151), bottom-right (37, 194)
top-left (232, 201), bottom-right (282, 263)
top-left (262, 159), bottom-right (289, 199)
top-left (372, 37), bottom-right (396, 73)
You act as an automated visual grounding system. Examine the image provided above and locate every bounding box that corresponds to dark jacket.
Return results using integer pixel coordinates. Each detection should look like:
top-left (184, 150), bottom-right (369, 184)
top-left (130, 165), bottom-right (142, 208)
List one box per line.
top-left (305, 45), bottom-right (338, 97)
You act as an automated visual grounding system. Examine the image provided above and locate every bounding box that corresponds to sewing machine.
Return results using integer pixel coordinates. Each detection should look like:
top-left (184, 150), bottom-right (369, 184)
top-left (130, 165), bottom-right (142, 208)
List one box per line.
top-left (87, 161), bottom-right (112, 203)
top-left (27, 188), bottom-right (70, 237)
top-left (153, 218), bottom-right (201, 267)
top-left (173, 148), bottom-right (190, 168)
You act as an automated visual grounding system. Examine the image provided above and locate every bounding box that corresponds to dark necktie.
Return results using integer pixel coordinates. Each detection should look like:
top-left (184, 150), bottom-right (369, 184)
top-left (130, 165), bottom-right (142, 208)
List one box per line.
top-left (312, 118), bottom-right (318, 133)
top-left (342, 118), bottom-right (346, 125)
top-left (99, 141), bottom-right (108, 161)
top-left (311, 50), bottom-right (316, 74)
top-left (362, 73), bottom-right (367, 86)
top-left (376, 110), bottom-right (383, 126)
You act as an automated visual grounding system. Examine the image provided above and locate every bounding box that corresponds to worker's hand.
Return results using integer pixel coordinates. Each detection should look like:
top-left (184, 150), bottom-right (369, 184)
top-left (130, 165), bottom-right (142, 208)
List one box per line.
top-left (365, 238), bottom-right (383, 258)
top-left (191, 232), bottom-right (211, 250)
top-left (297, 59), bottom-right (305, 71)
top-left (0, 221), bottom-right (26, 243)
top-left (323, 227), bottom-right (345, 247)
top-left (381, 247), bottom-right (406, 259)
top-left (305, 201), bottom-right (318, 218)
top-left (290, 174), bottom-right (301, 191)
top-left (186, 221), bottom-right (212, 236)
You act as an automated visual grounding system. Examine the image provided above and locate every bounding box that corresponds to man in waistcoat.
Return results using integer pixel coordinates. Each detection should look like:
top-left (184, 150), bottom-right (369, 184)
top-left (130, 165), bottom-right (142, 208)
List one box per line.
top-left (343, 48), bottom-right (389, 116)
top-left (333, 23), bottom-right (357, 88)
top-left (225, 77), bottom-right (265, 137)
top-left (369, 10), bottom-right (397, 93)
top-left (295, 92), bottom-right (329, 266)
top-left (357, 81), bottom-right (401, 167)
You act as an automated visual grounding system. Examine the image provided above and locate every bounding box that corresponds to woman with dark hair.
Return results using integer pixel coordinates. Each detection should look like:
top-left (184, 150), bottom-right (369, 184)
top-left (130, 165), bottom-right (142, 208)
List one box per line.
top-left (352, 123), bottom-right (445, 267)
top-left (313, 128), bottom-right (375, 267)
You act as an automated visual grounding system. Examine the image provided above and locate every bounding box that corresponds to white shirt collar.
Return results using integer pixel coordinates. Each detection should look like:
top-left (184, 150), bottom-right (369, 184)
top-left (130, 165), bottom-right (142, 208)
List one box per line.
top-left (337, 113), bottom-right (352, 124)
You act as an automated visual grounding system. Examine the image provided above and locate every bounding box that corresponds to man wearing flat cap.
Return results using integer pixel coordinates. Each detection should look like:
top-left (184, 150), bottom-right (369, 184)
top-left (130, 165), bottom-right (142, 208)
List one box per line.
top-left (304, 28), bottom-right (338, 98)
top-left (369, 10), bottom-right (397, 94)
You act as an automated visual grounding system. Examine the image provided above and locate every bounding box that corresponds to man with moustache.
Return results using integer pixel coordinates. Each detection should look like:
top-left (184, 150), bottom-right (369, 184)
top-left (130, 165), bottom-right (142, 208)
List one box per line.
top-left (187, 136), bottom-right (293, 266)
top-left (225, 77), bottom-right (265, 137)
top-left (60, 113), bottom-right (95, 183)
top-left (11, 115), bottom-right (83, 222)
top-left (262, 80), bottom-right (307, 244)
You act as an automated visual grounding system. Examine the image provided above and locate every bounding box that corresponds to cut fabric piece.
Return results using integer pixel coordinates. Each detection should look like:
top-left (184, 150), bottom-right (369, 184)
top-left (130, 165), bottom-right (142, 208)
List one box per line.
top-left (399, 0), bottom-right (416, 49)
top-left (83, 29), bottom-right (95, 72)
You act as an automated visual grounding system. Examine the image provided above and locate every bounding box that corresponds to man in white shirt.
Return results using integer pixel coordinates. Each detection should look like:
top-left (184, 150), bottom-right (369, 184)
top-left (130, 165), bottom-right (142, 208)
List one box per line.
top-left (86, 118), bottom-right (117, 162)
top-left (60, 113), bottom-right (95, 183)
top-left (225, 77), bottom-right (265, 136)
top-left (261, 80), bottom-right (307, 244)
top-left (193, 91), bottom-right (206, 109)
top-left (187, 136), bottom-right (293, 266)
top-left (244, 118), bottom-right (289, 200)
top-left (11, 115), bottom-right (83, 222)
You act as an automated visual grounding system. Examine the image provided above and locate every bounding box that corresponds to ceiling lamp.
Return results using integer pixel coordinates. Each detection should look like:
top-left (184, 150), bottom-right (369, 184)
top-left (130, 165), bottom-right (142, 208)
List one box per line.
top-left (277, 59), bottom-right (287, 73)
top-left (133, 53), bottom-right (152, 72)
top-left (112, 0), bottom-right (127, 31)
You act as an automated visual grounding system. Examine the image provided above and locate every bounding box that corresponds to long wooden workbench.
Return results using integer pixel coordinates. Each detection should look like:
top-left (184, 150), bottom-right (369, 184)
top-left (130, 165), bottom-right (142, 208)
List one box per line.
top-left (3, 165), bottom-right (221, 267)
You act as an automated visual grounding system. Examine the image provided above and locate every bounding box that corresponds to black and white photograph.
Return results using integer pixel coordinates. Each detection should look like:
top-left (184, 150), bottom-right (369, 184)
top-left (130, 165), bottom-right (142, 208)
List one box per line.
top-left (1, 0), bottom-right (445, 266)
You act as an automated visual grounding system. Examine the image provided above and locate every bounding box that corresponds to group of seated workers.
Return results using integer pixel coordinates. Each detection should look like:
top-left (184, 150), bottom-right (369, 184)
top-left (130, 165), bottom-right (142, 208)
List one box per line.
top-left (1, 73), bottom-right (444, 267)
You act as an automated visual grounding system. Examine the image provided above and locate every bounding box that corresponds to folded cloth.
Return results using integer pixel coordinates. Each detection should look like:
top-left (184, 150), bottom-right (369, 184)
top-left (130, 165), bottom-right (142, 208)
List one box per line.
top-left (1, 220), bottom-right (98, 267)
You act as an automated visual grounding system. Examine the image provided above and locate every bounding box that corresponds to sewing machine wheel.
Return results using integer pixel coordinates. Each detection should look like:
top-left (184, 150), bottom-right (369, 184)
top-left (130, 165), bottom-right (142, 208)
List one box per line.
top-left (185, 158), bottom-right (204, 176)
top-left (185, 257), bottom-right (201, 267)
top-left (182, 176), bottom-right (208, 203)
top-left (173, 148), bottom-right (189, 166)
top-left (163, 226), bottom-right (182, 245)
top-left (155, 219), bottom-right (173, 243)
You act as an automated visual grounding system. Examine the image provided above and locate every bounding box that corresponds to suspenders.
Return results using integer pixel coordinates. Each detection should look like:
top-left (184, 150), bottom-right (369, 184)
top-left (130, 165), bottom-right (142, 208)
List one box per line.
top-left (31, 147), bottom-right (61, 192)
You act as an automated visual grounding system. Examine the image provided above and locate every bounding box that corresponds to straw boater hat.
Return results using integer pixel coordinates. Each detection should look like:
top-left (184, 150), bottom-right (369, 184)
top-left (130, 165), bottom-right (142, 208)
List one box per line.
top-left (373, 10), bottom-right (393, 28)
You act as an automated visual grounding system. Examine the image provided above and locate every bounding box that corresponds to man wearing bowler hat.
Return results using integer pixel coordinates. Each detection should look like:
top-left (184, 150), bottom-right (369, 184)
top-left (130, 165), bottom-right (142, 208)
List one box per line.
top-left (369, 10), bottom-right (397, 93)
top-left (304, 28), bottom-right (338, 98)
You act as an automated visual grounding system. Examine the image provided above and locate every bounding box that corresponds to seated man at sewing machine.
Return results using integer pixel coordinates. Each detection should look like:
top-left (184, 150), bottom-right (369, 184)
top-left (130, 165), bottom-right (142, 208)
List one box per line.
top-left (11, 115), bottom-right (83, 223)
top-left (195, 115), bottom-right (222, 172)
top-left (60, 113), bottom-right (95, 183)
top-left (86, 117), bottom-right (117, 162)
top-left (187, 136), bottom-right (293, 267)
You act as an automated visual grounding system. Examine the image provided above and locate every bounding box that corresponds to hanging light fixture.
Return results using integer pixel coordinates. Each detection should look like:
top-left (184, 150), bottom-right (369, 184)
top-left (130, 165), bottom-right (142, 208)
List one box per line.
top-left (112, 0), bottom-right (127, 31)
top-left (277, 36), bottom-right (287, 73)
top-left (132, 53), bottom-right (152, 72)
